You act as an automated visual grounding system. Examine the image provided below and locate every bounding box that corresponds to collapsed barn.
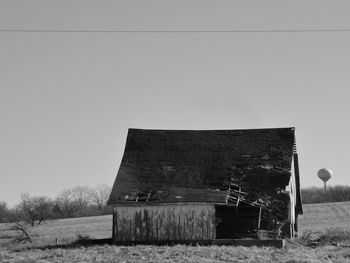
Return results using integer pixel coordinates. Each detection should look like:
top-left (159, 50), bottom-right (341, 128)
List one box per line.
top-left (107, 128), bottom-right (303, 244)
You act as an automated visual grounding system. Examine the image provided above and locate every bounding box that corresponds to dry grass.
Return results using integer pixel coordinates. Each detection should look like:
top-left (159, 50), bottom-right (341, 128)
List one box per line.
top-left (0, 215), bottom-right (112, 250)
top-left (300, 201), bottom-right (350, 232)
top-left (1, 202), bottom-right (350, 262)
top-left (299, 201), bottom-right (350, 247)
top-left (1, 244), bottom-right (350, 262)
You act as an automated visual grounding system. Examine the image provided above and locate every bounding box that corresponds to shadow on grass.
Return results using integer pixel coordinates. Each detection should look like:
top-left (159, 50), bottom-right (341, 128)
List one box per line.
top-left (13, 238), bottom-right (216, 251)
top-left (12, 238), bottom-right (113, 251)
top-left (300, 229), bottom-right (350, 247)
top-left (22, 238), bottom-right (286, 250)
top-left (51, 238), bottom-right (113, 249)
top-left (319, 229), bottom-right (350, 246)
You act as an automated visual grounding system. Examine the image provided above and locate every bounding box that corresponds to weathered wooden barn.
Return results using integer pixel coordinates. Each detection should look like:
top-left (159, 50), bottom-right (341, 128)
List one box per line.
top-left (107, 128), bottom-right (302, 244)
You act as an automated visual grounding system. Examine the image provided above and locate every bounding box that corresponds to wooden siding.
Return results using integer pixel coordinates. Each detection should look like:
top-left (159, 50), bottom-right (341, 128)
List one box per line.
top-left (113, 203), bottom-right (216, 242)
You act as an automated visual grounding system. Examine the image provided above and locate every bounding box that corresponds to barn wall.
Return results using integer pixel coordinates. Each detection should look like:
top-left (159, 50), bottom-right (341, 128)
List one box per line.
top-left (112, 203), bottom-right (216, 242)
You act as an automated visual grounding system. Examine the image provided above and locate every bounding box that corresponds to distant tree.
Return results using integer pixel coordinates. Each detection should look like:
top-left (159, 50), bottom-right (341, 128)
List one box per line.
top-left (5, 183), bottom-right (113, 221)
top-left (18, 193), bottom-right (53, 226)
top-left (88, 184), bottom-right (112, 210)
top-left (71, 186), bottom-right (91, 210)
top-left (55, 189), bottom-right (79, 218)
top-left (301, 185), bottom-right (350, 204)
top-left (32, 196), bottom-right (54, 224)
top-left (0, 201), bottom-right (10, 223)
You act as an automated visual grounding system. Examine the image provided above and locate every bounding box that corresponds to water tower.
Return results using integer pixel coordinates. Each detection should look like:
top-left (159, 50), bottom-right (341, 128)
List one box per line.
top-left (318, 168), bottom-right (332, 191)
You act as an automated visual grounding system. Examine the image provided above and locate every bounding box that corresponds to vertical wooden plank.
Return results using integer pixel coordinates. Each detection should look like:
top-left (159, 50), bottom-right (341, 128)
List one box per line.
top-left (112, 209), bottom-right (116, 242)
top-left (178, 215), bottom-right (181, 240)
top-left (114, 209), bottom-right (117, 240)
top-left (155, 213), bottom-right (159, 240)
top-left (190, 209), bottom-right (195, 239)
top-left (112, 204), bottom-right (216, 242)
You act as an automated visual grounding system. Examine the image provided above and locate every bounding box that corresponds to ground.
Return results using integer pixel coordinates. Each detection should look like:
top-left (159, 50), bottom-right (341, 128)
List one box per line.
top-left (2, 244), bottom-right (350, 263)
top-left (1, 202), bottom-right (350, 262)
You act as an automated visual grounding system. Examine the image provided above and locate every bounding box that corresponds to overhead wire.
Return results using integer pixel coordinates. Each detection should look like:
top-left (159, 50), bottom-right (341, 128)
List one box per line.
top-left (1, 29), bottom-right (350, 33)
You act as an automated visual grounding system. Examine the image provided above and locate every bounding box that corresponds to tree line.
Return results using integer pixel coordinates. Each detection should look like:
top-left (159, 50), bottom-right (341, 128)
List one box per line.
top-left (0, 184), bottom-right (112, 224)
top-left (3, 184), bottom-right (350, 223)
top-left (301, 185), bottom-right (350, 204)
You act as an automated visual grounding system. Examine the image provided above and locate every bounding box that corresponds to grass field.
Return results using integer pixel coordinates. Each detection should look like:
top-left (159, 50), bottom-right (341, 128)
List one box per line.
top-left (300, 201), bottom-right (350, 232)
top-left (1, 202), bottom-right (350, 262)
top-left (0, 215), bottom-right (113, 251)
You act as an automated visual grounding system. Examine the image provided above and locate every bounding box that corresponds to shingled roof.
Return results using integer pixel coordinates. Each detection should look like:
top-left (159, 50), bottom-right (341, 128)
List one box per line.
top-left (108, 127), bottom-right (298, 205)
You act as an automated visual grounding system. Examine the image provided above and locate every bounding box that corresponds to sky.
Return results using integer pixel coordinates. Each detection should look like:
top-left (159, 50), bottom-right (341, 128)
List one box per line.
top-left (1, 0), bottom-right (350, 206)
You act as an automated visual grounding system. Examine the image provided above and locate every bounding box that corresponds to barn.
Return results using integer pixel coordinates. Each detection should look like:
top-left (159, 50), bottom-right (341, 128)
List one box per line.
top-left (107, 127), bottom-right (302, 244)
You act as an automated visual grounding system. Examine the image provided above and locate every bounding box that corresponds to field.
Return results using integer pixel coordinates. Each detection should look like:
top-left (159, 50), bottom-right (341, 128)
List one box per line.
top-left (0, 215), bottom-right (113, 251)
top-left (1, 202), bottom-right (350, 262)
top-left (300, 201), bottom-right (350, 232)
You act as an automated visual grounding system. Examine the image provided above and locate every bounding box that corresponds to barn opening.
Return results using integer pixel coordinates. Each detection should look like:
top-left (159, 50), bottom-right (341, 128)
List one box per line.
top-left (215, 204), bottom-right (262, 239)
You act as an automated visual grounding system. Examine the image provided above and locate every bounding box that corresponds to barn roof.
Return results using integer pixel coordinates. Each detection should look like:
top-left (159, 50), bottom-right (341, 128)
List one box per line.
top-left (108, 127), bottom-right (299, 206)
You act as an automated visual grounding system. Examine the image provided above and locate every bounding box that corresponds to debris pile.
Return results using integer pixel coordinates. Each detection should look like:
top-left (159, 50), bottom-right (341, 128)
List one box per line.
top-left (119, 191), bottom-right (166, 202)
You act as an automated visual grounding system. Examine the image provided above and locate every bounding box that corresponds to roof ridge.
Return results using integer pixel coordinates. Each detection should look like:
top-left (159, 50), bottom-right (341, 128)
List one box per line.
top-left (128, 127), bottom-right (295, 132)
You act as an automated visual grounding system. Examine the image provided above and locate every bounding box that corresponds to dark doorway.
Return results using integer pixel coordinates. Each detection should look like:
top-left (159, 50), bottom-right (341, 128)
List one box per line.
top-left (215, 204), bottom-right (260, 239)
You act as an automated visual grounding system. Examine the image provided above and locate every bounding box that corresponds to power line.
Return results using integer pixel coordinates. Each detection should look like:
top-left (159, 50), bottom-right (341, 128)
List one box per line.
top-left (2, 29), bottom-right (350, 33)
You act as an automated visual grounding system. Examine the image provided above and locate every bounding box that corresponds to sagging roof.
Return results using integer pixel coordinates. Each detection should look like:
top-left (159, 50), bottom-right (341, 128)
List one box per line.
top-left (108, 127), bottom-right (298, 206)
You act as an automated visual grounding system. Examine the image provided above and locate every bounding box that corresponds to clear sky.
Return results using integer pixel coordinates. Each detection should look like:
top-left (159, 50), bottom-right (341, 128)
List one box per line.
top-left (1, 0), bottom-right (350, 206)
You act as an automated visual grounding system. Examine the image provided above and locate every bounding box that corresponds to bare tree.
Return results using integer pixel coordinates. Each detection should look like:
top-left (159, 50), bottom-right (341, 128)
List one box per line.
top-left (55, 189), bottom-right (79, 218)
top-left (33, 196), bottom-right (53, 225)
top-left (19, 194), bottom-right (53, 226)
top-left (88, 184), bottom-right (112, 210)
top-left (0, 201), bottom-right (10, 223)
top-left (10, 222), bottom-right (32, 243)
top-left (71, 186), bottom-right (91, 210)
top-left (7, 194), bottom-right (53, 244)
